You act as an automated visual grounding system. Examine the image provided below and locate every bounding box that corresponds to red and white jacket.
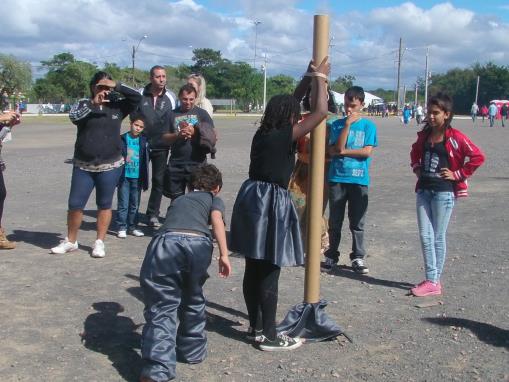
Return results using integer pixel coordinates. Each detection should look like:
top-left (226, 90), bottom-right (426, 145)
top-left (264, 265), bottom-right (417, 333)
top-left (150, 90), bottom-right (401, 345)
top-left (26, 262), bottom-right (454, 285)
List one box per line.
top-left (410, 127), bottom-right (485, 198)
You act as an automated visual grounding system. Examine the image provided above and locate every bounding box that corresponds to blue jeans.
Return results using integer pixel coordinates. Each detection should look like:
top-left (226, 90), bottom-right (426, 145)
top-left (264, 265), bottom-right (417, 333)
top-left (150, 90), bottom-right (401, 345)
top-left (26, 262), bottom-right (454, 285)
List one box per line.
top-left (116, 177), bottom-right (141, 231)
top-left (489, 115), bottom-right (495, 127)
top-left (416, 189), bottom-right (455, 283)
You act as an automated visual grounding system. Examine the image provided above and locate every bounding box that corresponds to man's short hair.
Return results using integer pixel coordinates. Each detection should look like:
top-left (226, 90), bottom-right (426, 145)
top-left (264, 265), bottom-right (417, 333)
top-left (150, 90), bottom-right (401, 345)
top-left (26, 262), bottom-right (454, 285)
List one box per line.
top-left (344, 86), bottom-right (365, 103)
top-left (178, 83), bottom-right (197, 97)
top-left (150, 65), bottom-right (165, 77)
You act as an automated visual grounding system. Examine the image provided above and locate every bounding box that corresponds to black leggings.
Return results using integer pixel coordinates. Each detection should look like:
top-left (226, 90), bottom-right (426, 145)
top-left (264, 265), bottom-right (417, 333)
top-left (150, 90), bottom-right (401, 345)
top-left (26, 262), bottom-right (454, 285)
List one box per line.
top-left (0, 171), bottom-right (5, 227)
top-left (243, 258), bottom-right (281, 340)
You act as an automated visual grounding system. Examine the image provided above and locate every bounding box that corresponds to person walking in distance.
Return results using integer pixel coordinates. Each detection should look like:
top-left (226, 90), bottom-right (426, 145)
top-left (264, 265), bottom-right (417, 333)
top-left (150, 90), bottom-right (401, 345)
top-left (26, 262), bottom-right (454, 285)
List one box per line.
top-left (138, 66), bottom-right (177, 227)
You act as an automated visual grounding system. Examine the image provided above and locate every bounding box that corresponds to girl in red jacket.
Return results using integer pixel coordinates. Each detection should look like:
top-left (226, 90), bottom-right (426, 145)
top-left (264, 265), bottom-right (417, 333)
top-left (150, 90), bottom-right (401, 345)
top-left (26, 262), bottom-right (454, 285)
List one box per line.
top-left (410, 93), bottom-right (485, 297)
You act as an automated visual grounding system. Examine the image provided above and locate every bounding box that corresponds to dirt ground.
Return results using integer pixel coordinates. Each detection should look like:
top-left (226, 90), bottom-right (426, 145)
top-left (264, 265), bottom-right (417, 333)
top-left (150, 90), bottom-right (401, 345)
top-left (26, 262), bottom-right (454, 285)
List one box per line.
top-left (0, 115), bottom-right (507, 382)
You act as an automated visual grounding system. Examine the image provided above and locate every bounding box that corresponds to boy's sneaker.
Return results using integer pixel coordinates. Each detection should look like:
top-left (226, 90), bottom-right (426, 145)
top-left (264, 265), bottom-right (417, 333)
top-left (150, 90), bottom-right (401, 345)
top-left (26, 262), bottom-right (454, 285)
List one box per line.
top-left (411, 280), bottom-right (441, 297)
top-left (258, 333), bottom-right (303, 352)
top-left (51, 238), bottom-right (78, 254)
top-left (320, 257), bottom-right (337, 271)
top-left (117, 230), bottom-right (127, 239)
top-left (147, 216), bottom-right (161, 228)
top-left (351, 258), bottom-right (369, 274)
top-left (130, 229), bottom-right (145, 237)
top-left (246, 327), bottom-right (263, 343)
top-left (91, 239), bottom-right (105, 258)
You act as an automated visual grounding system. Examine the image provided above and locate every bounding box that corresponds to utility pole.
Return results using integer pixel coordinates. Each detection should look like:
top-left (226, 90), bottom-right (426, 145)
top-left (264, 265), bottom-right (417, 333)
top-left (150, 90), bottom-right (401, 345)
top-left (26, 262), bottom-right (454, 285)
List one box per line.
top-left (328, 36), bottom-right (335, 82)
top-left (396, 37), bottom-right (403, 114)
top-left (475, 75), bottom-right (480, 105)
top-left (402, 84), bottom-right (407, 106)
top-left (131, 35), bottom-right (148, 86)
top-left (253, 21), bottom-right (261, 68)
top-left (261, 54), bottom-right (268, 111)
top-left (424, 46), bottom-right (429, 112)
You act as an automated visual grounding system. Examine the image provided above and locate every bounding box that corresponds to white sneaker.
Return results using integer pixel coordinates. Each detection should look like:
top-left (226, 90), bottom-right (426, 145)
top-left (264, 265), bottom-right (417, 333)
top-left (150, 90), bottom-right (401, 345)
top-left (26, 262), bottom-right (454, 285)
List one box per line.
top-left (91, 239), bottom-right (105, 258)
top-left (117, 230), bottom-right (127, 239)
top-left (51, 238), bottom-right (78, 254)
top-left (130, 229), bottom-right (144, 237)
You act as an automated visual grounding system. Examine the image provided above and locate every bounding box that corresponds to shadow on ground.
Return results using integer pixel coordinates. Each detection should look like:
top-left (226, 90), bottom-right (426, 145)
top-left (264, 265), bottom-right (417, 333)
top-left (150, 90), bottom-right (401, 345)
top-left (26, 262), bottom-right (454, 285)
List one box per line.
top-left (11, 229), bottom-right (62, 250)
top-left (328, 264), bottom-right (415, 290)
top-left (423, 317), bottom-right (509, 349)
top-left (81, 302), bottom-right (143, 382)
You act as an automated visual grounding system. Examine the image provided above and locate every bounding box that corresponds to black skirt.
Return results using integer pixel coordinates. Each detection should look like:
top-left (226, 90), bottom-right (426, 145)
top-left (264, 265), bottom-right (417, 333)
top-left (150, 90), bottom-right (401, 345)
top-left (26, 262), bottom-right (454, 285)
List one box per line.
top-left (229, 179), bottom-right (304, 267)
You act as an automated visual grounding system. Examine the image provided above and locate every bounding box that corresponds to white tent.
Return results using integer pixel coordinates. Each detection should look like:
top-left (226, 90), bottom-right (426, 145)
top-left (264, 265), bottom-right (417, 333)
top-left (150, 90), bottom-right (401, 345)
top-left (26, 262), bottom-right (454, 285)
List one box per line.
top-left (331, 90), bottom-right (383, 107)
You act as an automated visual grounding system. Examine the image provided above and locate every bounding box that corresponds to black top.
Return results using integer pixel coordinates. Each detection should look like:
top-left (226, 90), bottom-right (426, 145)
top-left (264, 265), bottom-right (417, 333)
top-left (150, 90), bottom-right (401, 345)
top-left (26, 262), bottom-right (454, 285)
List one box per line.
top-left (161, 191), bottom-right (225, 238)
top-left (69, 83), bottom-right (141, 165)
top-left (169, 106), bottom-right (214, 164)
top-left (137, 85), bottom-right (177, 150)
top-left (249, 124), bottom-right (296, 189)
top-left (418, 140), bottom-right (454, 192)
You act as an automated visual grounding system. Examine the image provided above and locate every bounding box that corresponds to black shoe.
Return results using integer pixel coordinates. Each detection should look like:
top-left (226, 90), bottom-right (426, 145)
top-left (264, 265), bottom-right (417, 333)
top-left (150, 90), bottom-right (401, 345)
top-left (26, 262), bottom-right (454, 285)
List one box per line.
top-left (147, 216), bottom-right (161, 228)
top-left (246, 327), bottom-right (263, 342)
top-left (320, 257), bottom-right (337, 271)
top-left (258, 334), bottom-right (303, 351)
top-left (351, 258), bottom-right (369, 274)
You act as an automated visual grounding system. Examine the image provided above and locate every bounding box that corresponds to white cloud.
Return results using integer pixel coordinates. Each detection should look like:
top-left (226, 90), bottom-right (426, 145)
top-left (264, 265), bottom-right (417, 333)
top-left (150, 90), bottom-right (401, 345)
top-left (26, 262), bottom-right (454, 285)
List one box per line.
top-left (0, 1), bottom-right (507, 89)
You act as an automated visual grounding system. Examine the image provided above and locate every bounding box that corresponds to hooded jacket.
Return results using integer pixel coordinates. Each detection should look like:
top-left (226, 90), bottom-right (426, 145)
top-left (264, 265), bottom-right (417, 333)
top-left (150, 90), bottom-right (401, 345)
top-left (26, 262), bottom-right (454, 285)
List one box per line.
top-left (410, 127), bottom-right (485, 198)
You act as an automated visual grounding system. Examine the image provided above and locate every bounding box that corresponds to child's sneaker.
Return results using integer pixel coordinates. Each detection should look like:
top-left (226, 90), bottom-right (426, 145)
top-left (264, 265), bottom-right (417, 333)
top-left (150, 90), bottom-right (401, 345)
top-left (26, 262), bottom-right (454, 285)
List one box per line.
top-left (411, 280), bottom-right (441, 297)
top-left (351, 258), bottom-right (369, 274)
top-left (130, 229), bottom-right (145, 237)
top-left (320, 257), bottom-right (337, 271)
top-left (117, 230), bottom-right (127, 239)
top-left (51, 238), bottom-right (78, 254)
top-left (91, 239), bottom-right (106, 258)
top-left (258, 333), bottom-right (303, 351)
top-left (246, 327), bottom-right (263, 343)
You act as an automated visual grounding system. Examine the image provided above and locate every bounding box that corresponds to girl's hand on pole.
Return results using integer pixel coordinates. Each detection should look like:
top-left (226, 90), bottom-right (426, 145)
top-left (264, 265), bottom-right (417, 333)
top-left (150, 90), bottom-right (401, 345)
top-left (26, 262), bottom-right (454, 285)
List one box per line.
top-left (310, 56), bottom-right (330, 77)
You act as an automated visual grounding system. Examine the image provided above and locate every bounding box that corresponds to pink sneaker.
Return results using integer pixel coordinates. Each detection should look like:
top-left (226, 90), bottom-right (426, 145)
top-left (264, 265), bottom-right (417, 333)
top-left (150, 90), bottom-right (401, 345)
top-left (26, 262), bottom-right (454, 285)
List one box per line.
top-left (411, 280), bottom-right (442, 297)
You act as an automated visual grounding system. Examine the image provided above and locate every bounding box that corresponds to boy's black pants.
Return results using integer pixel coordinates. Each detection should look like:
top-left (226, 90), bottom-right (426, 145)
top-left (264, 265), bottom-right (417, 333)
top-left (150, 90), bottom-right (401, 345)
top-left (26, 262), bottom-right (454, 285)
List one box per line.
top-left (140, 232), bottom-right (212, 381)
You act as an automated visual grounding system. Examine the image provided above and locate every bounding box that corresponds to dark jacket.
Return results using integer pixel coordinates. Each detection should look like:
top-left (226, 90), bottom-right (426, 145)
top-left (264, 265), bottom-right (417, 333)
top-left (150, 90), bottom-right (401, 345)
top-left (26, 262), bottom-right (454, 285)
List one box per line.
top-left (69, 83), bottom-right (141, 165)
top-left (120, 132), bottom-right (150, 191)
top-left (137, 84), bottom-right (177, 150)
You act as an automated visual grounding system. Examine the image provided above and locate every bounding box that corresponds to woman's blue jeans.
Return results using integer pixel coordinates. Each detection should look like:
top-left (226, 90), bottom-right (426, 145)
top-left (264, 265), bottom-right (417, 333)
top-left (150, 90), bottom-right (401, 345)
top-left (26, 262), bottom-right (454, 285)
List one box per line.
top-left (416, 189), bottom-right (455, 283)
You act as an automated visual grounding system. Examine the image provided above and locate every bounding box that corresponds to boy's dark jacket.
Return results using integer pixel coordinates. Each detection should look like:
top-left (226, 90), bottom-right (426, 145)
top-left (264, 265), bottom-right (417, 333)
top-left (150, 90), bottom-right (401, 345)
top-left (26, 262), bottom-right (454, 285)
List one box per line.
top-left (120, 132), bottom-right (150, 191)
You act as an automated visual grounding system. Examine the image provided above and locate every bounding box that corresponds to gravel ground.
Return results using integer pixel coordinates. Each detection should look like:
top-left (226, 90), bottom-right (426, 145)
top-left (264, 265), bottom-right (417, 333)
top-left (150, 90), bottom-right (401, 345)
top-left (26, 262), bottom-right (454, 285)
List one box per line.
top-left (0, 115), bottom-right (507, 382)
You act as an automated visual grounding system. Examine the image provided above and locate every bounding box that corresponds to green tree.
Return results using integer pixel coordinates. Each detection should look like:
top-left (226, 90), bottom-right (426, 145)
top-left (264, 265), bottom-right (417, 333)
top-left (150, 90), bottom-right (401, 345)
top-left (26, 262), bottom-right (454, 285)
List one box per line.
top-left (330, 74), bottom-right (356, 93)
top-left (0, 54), bottom-right (32, 96)
top-left (267, 74), bottom-right (295, 100)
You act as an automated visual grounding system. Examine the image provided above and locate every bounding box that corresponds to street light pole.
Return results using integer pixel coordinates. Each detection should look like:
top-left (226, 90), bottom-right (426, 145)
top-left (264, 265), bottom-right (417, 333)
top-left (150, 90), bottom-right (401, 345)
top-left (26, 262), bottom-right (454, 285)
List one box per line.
top-left (131, 35), bottom-right (148, 85)
top-left (261, 54), bottom-right (268, 111)
top-left (424, 46), bottom-right (430, 112)
top-left (253, 21), bottom-right (261, 68)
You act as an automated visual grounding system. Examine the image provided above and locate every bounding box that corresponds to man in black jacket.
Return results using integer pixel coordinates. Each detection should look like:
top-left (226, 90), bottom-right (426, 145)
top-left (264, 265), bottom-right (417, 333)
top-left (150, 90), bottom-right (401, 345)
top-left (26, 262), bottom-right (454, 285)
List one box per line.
top-left (138, 66), bottom-right (177, 227)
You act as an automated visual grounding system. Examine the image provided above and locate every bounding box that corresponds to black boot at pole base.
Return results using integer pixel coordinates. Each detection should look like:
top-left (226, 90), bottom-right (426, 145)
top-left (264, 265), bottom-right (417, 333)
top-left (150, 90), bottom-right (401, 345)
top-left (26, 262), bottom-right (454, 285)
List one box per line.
top-left (278, 14), bottom-right (351, 345)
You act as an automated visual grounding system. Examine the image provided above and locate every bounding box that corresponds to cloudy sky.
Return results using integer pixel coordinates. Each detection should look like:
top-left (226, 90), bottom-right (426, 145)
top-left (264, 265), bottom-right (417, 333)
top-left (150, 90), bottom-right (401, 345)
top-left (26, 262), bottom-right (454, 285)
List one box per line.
top-left (1, 0), bottom-right (508, 89)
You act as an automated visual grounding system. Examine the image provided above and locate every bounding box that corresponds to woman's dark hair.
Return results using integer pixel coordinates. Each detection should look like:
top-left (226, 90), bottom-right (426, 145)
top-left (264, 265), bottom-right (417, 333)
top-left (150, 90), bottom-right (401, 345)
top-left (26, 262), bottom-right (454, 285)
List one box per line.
top-left (422, 92), bottom-right (454, 131)
top-left (260, 94), bottom-right (300, 132)
top-left (189, 164), bottom-right (223, 192)
top-left (89, 71), bottom-right (112, 97)
top-left (178, 83), bottom-right (197, 97)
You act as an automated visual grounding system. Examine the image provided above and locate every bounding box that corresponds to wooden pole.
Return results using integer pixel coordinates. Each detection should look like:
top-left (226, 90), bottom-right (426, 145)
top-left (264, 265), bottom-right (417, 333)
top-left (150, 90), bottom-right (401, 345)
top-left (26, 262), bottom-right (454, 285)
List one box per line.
top-left (304, 14), bottom-right (329, 304)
